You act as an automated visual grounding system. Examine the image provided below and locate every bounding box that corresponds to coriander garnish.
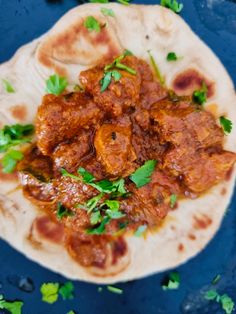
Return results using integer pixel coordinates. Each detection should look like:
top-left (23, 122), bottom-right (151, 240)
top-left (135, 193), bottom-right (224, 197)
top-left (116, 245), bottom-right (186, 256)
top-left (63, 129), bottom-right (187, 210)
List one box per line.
top-left (148, 51), bottom-right (165, 86)
top-left (40, 282), bottom-right (60, 304)
top-left (160, 0), bottom-right (184, 14)
top-left (58, 281), bottom-right (74, 300)
top-left (220, 116), bottom-right (233, 134)
top-left (84, 16), bottom-right (101, 32)
top-left (134, 225), bottom-right (147, 237)
top-left (170, 194), bottom-right (177, 208)
top-left (0, 295), bottom-right (23, 314)
top-left (167, 52), bottom-right (181, 61)
top-left (117, 0), bottom-right (131, 5)
top-left (205, 290), bottom-right (235, 314)
top-left (162, 272), bottom-right (180, 290)
top-left (212, 274), bottom-right (221, 285)
top-left (1, 150), bottom-right (23, 173)
top-left (193, 82), bottom-right (208, 105)
top-left (46, 74), bottom-right (68, 96)
top-left (101, 7), bottom-right (115, 17)
top-left (130, 160), bottom-right (157, 188)
top-left (100, 70), bottom-right (121, 92)
top-left (2, 79), bottom-right (15, 93)
top-left (57, 203), bottom-right (74, 220)
top-left (107, 286), bottom-right (123, 294)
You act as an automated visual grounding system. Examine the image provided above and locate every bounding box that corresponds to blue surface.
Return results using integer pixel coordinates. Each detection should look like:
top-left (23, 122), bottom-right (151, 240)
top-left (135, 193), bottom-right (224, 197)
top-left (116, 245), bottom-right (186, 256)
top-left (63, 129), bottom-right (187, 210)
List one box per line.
top-left (0, 1), bottom-right (236, 313)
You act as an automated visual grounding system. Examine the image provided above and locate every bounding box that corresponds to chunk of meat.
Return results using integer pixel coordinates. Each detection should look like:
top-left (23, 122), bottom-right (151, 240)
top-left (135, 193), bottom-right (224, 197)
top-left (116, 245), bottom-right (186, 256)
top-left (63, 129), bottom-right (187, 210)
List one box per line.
top-left (36, 92), bottom-right (102, 155)
top-left (164, 148), bottom-right (236, 193)
top-left (80, 56), bottom-right (142, 117)
top-left (150, 99), bottom-right (224, 149)
top-left (121, 169), bottom-right (181, 226)
top-left (53, 129), bottom-right (93, 173)
top-left (94, 124), bottom-right (137, 177)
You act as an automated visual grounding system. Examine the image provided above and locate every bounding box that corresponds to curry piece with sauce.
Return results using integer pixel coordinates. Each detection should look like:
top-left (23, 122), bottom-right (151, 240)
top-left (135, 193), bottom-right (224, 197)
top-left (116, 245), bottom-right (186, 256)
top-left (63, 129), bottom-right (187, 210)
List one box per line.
top-left (18, 55), bottom-right (236, 268)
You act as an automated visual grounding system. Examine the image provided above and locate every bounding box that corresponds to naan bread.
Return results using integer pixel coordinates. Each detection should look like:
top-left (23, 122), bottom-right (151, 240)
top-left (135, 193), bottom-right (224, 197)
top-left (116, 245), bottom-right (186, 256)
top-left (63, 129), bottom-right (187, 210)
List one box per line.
top-left (0, 3), bottom-right (235, 283)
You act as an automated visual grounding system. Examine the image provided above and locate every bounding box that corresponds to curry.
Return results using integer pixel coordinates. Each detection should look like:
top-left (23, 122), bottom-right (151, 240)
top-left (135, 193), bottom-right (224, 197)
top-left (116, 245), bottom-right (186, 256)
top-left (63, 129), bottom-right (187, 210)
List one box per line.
top-left (17, 54), bottom-right (236, 268)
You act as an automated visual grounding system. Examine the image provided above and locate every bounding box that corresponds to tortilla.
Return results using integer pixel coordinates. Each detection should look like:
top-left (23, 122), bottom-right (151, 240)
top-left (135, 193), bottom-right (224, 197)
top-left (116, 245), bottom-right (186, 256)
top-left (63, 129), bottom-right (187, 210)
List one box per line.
top-left (0, 3), bottom-right (235, 284)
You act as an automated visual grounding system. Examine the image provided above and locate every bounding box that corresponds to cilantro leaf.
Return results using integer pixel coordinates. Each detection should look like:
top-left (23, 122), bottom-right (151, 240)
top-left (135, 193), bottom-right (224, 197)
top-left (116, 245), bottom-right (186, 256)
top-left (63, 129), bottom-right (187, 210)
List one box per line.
top-left (107, 286), bottom-right (123, 294)
top-left (193, 82), bottom-right (208, 105)
top-left (170, 194), bottom-right (177, 208)
top-left (2, 79), bottom-right (15, 93)
top-left (40, 282), bottom-right (59, 304)
top-left (87, 216), bottom-right (110, 235)
top-left (115, 62), bottom-right (136, 75)
top-left (221, 294), bottom-right (235, 314)
top-left (46, 74), bottom-right (68, 96)
top-left (220, 116), bottom-right (233, 134)
top-left (104, 200), bottom-right (125, 219)
top-left (167, 52), bottom-right (181, 61)
top-left (130, 160), bottom-right (157, 188)
top-left (59, 282), bottom-right (74, 300)
top-left (2, 150), bottom-right (24, 173)
top-left (85, 193), bottom-right (104, 213)
top-left (101, 7), bottom-right (115, 17)
top-left (78, 167), bottom-right (95, 183)
top-left (205, 290), bottom-right (235, 314)
top-left (148, 51), bottom-right (165, 86)
top-left (57, 203), bottom-right (74, 220)
top-left (160, 0), bottom-right (183, 13)
top-left (0, 295), bottom-right (23, 314)
top-left (100, 70), bottom-right (122, 92)
top-left (212, 274), bottom-right (221, 285)
top-left (90, 210), bottom-right (102, 225)
top-left (117, 0), bottom-right (131, 5)
top-left (134, 225), bottom-right (147, 237)
top-left (84, 16), bottom-right (101, 32)
top-left (162, 272), bottom-right (180, 290)
top-left (67, 311), bottom-right (76, 314)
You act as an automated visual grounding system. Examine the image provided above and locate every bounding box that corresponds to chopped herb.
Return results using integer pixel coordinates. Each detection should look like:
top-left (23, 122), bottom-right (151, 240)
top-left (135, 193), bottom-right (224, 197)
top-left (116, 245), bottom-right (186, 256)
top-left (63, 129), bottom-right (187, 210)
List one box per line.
top-left (104, 51), bottom-right (136, 77)
top-left (40, 282), bottom-right (59, 304)
top-left (107, 286), bottom-right (123, 294)
top-left (98, 287), bottom-right (103, 292)
top-left (160, 0), bottom-right (184, 13)
top-left (148, 51), bottom-right (165, 86)
top-left (101, 7), bottom-right (115, 17)
top-left (84, 16), bottom-right (101, 32)
top-left (57, 203), bottom-right (74, 220)
top-left (212, 274), bottom-right (221, 285)
top-left (100, 70), bottom-right (122, 92)
top-left (2, 79), bottom-right (15, 93)
top-left (162, 272), bottom-right (180, 290)
top-left (130, 160), bottom-right (157, 188)
top-left (170, 194), bottom-right (177, 208)
top-left (67, 311), bottom-right (76, 314)
top-left (59, 282), bottom-right (74, 300)
top-left (193, 82), bottom-right (208, 105)
top-left (167, 52), bottom-right (181, 61)
top-left (204, 290), bottom-right (235, 314)
top-left (0, 295), bottom-right (23, 314)
top-left (90, 210), bottom-right (102, 225)
top-left (0, 123), bottom-right (34, 153)
top-left (46, 74), bottom-right (68, 96)
top-left (117, 0), bottom-right (131, 4)
top-left (87, 216), bottom-right (110, 235)
top-left (134, 225), bottom-right (147, 237)
top-left (1, 149), bottom-right (23, 173)
top-left (220, 116), bottom-right (232, 134)
top-left (85, 193), bottom-right (104, 213)
top-left (115, 62), bottom-right (136, 75)
top-left (78, 167), bottom-right (95, 183)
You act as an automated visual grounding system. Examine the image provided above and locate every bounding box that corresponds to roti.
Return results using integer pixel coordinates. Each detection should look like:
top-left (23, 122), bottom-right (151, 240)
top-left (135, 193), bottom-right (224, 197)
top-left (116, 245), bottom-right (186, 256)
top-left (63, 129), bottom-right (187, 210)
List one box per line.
top-left (0, 3), bottom-right (235, 284)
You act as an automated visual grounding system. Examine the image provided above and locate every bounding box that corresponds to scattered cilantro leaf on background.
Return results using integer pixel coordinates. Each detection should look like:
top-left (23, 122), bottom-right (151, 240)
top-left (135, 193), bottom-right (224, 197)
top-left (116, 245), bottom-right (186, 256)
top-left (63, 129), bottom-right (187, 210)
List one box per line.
top-left (46, 74), bottom-right (68, 95)
top-left (212, 274), bottom-right (221, 285)
top-left (84, 16), bottom-right (101, 32)
top-left (162, 272), bottom-right (180, 290)
top-left (107, 286), bottom-right (123, 294)
top-left (0, 295), bottom-right (23, 314)
top-left (167, 52), bottom-right (181, 61)
top-left (220, 116), bottom-right (232, 134)
top-left (160, 0), bottom-right (183, 13)
top-left (59, 282), bottom-right (74, 300)
top-left (2, 79), bottom-right (15, 93)
top-left (204, 290), bottom-right (235, 314)
top-left (101, 7), bottom-right (115, 16)
top-left (40, 282), bottom-right (59, 304)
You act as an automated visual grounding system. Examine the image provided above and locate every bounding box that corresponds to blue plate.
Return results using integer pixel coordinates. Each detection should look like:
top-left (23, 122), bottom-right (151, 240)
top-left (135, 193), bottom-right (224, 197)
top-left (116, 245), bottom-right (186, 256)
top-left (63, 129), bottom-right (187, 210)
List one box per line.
top-left (0, 1), bottom-right (236, 313)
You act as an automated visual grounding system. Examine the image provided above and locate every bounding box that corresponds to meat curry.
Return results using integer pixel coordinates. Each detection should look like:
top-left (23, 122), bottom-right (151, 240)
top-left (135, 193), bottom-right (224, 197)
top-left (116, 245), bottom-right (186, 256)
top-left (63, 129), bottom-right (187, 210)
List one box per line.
top-left (17, 53), bottom-right (236, 268)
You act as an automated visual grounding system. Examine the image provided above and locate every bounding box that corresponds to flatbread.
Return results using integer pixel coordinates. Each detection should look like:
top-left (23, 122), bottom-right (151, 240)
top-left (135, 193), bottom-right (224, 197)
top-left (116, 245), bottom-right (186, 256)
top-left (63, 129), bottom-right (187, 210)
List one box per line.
top-left (0, 3), bottom-right (235, 284)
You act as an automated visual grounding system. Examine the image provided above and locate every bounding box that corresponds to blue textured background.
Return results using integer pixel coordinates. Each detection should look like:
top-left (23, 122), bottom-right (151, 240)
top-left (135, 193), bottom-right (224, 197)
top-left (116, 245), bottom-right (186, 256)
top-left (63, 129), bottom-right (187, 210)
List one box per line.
top-left (0, 1), bottom-right (236, 313)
